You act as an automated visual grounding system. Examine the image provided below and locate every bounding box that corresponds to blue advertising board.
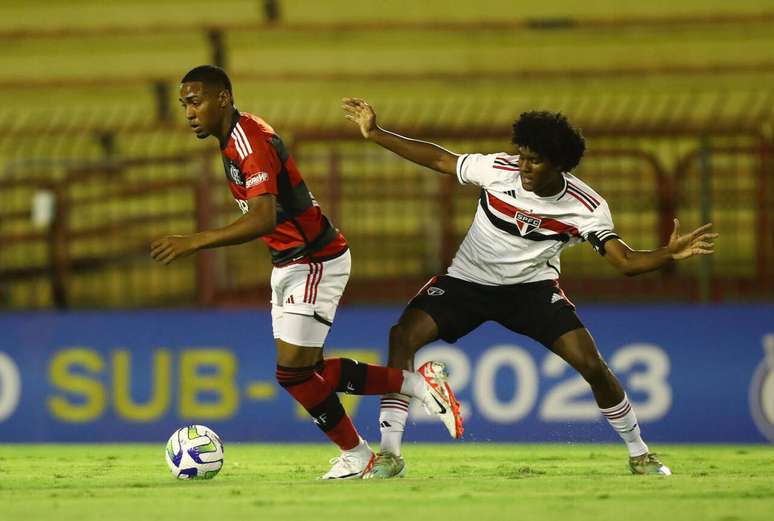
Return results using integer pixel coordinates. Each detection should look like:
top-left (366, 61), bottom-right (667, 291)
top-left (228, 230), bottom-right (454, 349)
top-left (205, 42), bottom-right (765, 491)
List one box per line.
top-left (0, 306), bottom-right (772, 443)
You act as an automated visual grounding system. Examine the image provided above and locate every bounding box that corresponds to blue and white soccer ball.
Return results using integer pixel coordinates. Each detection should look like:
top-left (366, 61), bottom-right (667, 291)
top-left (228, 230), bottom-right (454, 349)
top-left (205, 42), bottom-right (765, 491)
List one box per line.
top-left (165, 425), bottom-right (224, 479)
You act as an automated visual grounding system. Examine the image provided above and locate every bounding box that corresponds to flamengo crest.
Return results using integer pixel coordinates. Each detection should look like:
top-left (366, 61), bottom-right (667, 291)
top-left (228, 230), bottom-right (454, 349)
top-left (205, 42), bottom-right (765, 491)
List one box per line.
top-left (229, 164), bottom-right (242, 184)
top-left (515, 211), bottom-right (542, 235)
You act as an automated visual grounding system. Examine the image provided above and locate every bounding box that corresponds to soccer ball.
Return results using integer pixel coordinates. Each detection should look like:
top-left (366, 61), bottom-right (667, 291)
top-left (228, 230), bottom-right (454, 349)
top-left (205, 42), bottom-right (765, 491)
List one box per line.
top-left (165, 425), bottom-right (224, 479)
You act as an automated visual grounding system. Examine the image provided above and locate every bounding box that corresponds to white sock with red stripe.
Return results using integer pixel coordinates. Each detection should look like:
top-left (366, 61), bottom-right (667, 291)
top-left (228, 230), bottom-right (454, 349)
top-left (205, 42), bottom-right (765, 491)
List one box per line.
top-left (600, 394), bottom-right (649, 457)
top-left (379, 393), bottom-right (410, 457)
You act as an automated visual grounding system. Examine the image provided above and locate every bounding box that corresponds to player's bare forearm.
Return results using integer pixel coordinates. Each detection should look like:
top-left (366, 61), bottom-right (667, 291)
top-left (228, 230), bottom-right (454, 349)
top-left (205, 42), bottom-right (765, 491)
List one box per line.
top-left (195, 211), bottom-right (273, 250)
top-left (151, 195), bottom-right (275, 264)
top-left (604, 219), bottom-right (717, 276)
top-left (197, 193), bottom-right (276, 250)
top-left (369, 127), bottom-right (458, 175)
top-left (342, 97), bottom-right (457, 175)
top-left (605, 241), bottom-right (673, 276)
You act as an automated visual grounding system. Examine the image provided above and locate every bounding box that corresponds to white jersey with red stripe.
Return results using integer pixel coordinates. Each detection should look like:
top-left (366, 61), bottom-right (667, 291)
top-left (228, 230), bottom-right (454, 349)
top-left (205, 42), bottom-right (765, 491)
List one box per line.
top-left (448, 152), bottom-right (618, 286)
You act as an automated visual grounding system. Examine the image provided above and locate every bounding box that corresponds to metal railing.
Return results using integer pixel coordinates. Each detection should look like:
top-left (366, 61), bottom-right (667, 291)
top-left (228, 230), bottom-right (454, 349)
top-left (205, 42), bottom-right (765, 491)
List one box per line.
top-left (1, 123), bottom-right (770, 308)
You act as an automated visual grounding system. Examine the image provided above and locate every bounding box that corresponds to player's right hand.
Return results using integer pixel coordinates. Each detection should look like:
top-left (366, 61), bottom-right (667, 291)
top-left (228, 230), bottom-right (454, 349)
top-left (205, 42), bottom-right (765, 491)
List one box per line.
top-left (150, 234), bottom-right (200, 265)
top-left (342, 97), bottom-right (377, 139)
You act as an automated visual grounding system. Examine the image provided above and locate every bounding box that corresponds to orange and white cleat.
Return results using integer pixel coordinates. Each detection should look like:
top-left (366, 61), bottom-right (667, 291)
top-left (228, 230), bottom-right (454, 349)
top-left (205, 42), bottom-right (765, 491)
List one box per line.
top-left (417, 361), bottom-right (464, 439)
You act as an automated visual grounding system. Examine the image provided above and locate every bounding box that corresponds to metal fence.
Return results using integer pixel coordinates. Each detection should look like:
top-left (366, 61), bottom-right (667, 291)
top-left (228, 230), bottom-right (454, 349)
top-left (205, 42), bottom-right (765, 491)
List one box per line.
top-left (1, 117), bottom-right (770, 309)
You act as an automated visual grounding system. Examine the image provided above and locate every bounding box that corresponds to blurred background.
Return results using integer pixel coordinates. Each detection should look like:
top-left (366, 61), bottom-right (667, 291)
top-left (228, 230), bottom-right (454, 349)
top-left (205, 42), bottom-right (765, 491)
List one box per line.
top-left (1, 0), bottom-right (771, 309)
top-left (0, 1), bottom-right (772, 444)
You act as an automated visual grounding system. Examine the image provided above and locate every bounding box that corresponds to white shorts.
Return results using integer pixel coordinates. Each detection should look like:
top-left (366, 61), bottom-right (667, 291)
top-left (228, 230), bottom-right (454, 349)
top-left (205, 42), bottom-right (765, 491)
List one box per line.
top-left (270, 250), bottom-right (351, 347)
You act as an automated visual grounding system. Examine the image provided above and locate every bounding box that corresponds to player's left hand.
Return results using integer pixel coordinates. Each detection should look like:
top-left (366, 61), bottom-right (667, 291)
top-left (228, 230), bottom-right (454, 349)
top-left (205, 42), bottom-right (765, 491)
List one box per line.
top-left (667, 218), bottom-right (719, 260)
top-left (150, 234), bottom-right (200, 264)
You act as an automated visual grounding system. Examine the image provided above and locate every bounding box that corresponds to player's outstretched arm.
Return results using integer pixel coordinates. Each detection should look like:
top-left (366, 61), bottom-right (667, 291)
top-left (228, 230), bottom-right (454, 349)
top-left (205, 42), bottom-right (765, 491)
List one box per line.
top-left (604, 218), bottom-right (718, 276)
top-left (150, 194), bottom-right (276, 265)
top-left (342, 97), bottom-right (458, 175)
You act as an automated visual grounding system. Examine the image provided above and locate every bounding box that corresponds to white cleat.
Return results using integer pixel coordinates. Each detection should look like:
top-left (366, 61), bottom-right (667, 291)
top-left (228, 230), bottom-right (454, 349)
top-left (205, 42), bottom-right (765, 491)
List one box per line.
top-left (321, 439), bottom-right (375, 480)
top-left (417, 361), bottom-right (464, 439)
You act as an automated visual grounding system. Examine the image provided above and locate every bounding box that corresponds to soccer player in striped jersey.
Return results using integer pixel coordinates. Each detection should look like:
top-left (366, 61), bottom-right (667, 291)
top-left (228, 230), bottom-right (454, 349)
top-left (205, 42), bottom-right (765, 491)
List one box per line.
top-left (343, 97), bottom-right (719, 478)
top-left (150, 66), bottom-right (463, 480)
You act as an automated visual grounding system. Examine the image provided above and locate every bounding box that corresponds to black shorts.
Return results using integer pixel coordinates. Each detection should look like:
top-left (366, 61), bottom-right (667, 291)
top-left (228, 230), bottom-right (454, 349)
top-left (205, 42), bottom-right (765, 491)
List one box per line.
top-left (407, 275), bottom-right (584, 348)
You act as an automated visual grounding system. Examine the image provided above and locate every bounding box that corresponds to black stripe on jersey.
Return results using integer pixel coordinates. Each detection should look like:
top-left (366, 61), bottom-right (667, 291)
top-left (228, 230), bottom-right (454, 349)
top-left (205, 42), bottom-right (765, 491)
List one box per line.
top-left (566, 184), bottom-right (599, 210)
top-left (270, 134), bottom-right (290, 163)
top-left (587, 230), bottom-right (620, 255)
top-left (458, 154), bottom-right (470, 172)
top-left (270, 138), bottom-right (339, 265)
top-left (546, 260), bottom-right (560, 276)
top-left (494, 157), bottom-right (519, 167)
top-left (505, 190), bottom-right (517, 198)
top-left (478, 190), bottom-right (570, 243)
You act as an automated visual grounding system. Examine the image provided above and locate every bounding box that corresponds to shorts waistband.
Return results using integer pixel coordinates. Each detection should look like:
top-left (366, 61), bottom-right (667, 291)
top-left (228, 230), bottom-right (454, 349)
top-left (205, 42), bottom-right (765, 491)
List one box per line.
top-left (273, 246), bottom-right (349, 268)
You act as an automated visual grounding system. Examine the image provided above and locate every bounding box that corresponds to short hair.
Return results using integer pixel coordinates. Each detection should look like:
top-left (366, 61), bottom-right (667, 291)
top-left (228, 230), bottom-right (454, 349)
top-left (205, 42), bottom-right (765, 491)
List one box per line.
top-left (181, 65), bottom-right (233, 96)
top-left (511, 111), bottom-right (586, 172)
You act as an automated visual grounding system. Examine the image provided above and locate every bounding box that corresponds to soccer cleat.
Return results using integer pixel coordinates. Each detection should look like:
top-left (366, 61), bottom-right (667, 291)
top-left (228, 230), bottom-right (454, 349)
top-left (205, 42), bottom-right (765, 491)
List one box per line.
top-left (417, 361), bottom-right (464, 439)
top-left (629, 453), bottom-right (672, 476)
top-left (362, 451), bottom-right (406, 479)
top-left (321, 441), bottom-right (375, 480)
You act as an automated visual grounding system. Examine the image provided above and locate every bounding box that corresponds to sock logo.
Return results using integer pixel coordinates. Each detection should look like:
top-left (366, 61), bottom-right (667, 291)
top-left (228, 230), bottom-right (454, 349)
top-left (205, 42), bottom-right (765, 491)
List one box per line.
top-left (314, 413), bottom-right (328, 426)
top-left (346, 382), bottom-right (356, 393)
top-left (379, 421), bottom-right (392, 429)
top-left (623, 423), bottom-right (639, 434)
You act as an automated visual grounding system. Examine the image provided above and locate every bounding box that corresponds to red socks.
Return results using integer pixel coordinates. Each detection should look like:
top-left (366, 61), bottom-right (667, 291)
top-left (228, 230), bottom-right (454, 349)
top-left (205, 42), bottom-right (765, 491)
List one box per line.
top-left (276, 358), bottom-right (405, 452)
top-left (276, 365), bottom-right (359, 450)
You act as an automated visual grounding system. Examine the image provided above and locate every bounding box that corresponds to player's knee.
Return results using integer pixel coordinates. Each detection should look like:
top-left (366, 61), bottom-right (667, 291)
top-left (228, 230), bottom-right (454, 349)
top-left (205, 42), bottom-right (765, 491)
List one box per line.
top-left (390, 323), bottom-right (421, 352)
top-left (576, 356), bottom-right (608, 384)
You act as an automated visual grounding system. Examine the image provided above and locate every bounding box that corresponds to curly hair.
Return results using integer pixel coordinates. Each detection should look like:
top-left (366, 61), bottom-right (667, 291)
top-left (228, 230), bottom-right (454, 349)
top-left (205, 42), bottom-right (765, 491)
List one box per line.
top-left (511, 111), bottom-right (586, 172)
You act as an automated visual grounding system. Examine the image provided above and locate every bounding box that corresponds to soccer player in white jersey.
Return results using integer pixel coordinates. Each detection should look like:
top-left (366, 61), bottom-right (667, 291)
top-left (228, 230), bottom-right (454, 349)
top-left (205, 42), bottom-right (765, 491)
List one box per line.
top-left (343, 97), bottom-right (718, 478)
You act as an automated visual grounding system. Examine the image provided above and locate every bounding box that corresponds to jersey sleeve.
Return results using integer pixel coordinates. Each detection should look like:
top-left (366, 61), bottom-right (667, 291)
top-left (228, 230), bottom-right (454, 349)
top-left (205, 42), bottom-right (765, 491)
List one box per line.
top-left (579, 202), bottom-right (619, 256)
top-left (456, 153), bottom-right (514, 188)
top-left (240, 133), bottom-right (281, 198)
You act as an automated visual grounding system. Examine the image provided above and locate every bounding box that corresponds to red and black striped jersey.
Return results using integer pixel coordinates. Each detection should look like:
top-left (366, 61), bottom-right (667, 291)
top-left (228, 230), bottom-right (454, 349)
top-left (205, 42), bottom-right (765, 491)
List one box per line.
top-left (221, 111), bottom-right (347, 266)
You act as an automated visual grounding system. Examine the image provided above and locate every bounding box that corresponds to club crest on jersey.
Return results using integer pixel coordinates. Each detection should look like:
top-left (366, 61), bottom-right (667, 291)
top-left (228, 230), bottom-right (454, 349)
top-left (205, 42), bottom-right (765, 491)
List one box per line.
top-left (515, 211), bottom-right (542, 235)
top-left (228, 164), bottom-right (243, 184)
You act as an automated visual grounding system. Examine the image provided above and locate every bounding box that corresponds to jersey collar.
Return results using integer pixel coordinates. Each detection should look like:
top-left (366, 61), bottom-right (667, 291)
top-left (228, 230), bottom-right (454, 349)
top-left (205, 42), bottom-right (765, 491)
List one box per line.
top-left (555, 175), bottom-right (569, 200)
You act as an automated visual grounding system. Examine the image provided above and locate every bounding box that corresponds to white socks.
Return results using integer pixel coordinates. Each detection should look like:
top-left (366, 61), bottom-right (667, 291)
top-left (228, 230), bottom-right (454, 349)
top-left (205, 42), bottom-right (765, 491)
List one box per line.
top-left (378, 370), bottom-right (429, 456)
top-left (384, 381), bottom-right (649, 458)
top-left (600, 395), bottom-right (649, 457)
top-left (379, 393), bottom-right (410, 456)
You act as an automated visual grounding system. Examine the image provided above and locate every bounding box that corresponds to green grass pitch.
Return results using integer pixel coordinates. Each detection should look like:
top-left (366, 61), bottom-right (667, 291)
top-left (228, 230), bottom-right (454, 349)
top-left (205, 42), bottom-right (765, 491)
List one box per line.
top-left (1, 443), bottom-right (772, 521)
